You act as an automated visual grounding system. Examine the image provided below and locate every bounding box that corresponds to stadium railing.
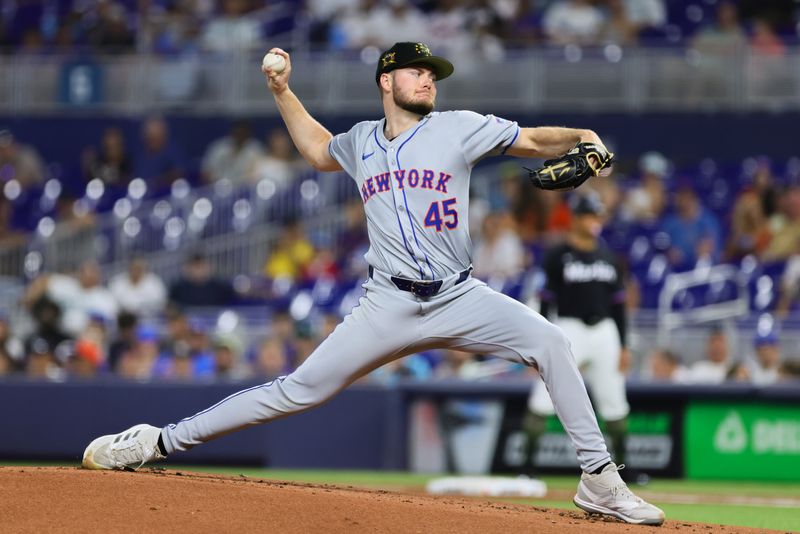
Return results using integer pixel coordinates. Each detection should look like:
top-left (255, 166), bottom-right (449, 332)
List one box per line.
top-left (1, 46), bottom-right (799, 113)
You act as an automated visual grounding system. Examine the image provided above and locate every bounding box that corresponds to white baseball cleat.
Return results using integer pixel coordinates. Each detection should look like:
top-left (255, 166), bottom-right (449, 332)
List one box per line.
top-left (82, 424), bottom-right (166, 471)
top-left (573, 463), bottom-right (665, 525)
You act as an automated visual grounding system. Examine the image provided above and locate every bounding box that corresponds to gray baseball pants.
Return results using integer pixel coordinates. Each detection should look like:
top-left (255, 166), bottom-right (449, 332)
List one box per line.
top-left (161, 271), bottom-right (611, 473)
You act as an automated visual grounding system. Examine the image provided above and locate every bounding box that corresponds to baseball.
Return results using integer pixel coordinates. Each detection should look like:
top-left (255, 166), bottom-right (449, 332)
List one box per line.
top-left (262, 52), bottom-right (286, 74)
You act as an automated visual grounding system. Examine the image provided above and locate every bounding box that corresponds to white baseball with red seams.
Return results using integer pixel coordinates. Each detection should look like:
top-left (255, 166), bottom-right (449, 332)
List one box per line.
top-left (262, 52), bottom-right (286, 73)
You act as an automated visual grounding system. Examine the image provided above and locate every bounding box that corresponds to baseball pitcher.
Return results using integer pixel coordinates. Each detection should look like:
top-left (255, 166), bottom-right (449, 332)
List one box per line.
top-left (82, 42), bottom-right (663, 526)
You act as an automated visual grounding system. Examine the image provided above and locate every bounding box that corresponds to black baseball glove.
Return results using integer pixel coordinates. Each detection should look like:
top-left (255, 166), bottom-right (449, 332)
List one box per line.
top-left (525, 142), bottom-right (614, 191)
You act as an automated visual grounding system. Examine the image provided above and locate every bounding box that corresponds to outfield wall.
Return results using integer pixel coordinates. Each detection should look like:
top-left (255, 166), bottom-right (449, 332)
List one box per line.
top-left (0, 379), bottom-right (798, 480)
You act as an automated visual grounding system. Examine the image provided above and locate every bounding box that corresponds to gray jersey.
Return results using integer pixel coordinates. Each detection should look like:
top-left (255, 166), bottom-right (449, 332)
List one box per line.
top-left (328, 110), bottom-right (519, 280)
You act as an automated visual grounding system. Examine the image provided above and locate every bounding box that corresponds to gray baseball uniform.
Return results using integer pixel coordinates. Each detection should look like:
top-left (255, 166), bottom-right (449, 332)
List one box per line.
top-left (161, 111), bottom-right (612, 473)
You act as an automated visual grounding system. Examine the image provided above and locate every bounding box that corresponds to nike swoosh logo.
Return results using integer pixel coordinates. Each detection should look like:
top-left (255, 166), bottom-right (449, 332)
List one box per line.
top-left (361, 151), bottom-right (375, 160)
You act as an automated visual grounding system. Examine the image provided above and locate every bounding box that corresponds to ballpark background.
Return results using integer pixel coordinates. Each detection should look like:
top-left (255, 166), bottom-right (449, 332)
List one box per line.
top-left (0, 1), bottom-right (798, 532)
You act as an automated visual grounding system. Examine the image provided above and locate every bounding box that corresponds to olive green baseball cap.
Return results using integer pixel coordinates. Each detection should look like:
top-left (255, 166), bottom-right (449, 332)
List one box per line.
top-left (375, 42), bottom-right (454, 85)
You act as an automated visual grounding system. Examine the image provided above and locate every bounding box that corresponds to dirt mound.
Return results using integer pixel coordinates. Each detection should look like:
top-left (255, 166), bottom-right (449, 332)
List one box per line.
top-left (0, 467), bottom-right (768, 533)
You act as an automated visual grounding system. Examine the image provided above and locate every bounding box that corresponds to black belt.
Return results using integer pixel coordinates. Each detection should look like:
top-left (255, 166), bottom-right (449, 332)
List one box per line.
top-left (564, 315), bottom-right (607, 326)
top-left (369, 266), bottom-right (471, 297)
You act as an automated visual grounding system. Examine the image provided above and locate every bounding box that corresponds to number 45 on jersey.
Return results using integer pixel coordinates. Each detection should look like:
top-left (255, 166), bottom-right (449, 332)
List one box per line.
top-left (424, 199), bottom-right (459, 232)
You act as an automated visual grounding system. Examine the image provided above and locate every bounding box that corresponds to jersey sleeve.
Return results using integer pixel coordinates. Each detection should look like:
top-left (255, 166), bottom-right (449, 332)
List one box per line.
top-left (327, 123), bottom-right (362, 177)
top-left (455, 110), bottom-right (520, 166)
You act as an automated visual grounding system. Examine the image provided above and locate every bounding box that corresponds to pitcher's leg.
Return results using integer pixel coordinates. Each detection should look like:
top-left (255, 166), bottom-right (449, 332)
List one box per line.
top-left (162, 286), bottom-right (419, 453)
top-left (426, 281), bottom-right (610, 472)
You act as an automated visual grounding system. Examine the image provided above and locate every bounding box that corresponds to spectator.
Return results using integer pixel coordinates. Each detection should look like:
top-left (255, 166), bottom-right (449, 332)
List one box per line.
top-left (334, 0), bottom-right (390, 50)
top-left (508, 0), bottom-right (543, 48)
top-left (201, 0), bottom-right (261, 53)
top-left (0, 196), bottom-right (25, 247)
top-left (251, 128), bottom-right (303, 190)
top-left (24, 260), bottom-right (118, 337)
top-left (24, 297), bottom-right (70, 358)
top-left (749, 19), bottom-right (785, 57)
top-left (81, 127), bottom-right (132, 188)
top-left (777, 253), bottom-right (800, 317)
top-left (153, 317), bottom-right (215, 379)
top-left (292, 321), bottom-right (317, 368)
top-left (751, 160), bottom-right (779, 220)
top-left (692, 2), bottom-right (747, 55)
top-left (253, 337), bottom-right (291, 377)
top-left (305, 0), bottom-right (354, 47)
top-left (160, 308), bottom-right (190, 358)
top-left (201, 120), bottom-right (263, 185)
top-left (748, 330), bottom-right (782, 386)
top-left (370, 0), bottom-right (429, 49)
top-left (86, 0), bottom-right (135, 53)
top-left (25, 337), bottom-right (63, 380)
top-left (748, 19), bottom-right (786, 97)
top-left (621, 0), bottom-right (665, 33)
top-left (264, 221), bottom-right (315, 281)
top-left (117, 323), bottom-right (161, 380)
top-left (600, 0), bottom-right (637, 46)
top-left (212, 335), bottom-right (250, 380)
top-left (724, 189), bottom-right (771, 261)
top-left (66, 338), bottom-right (103, 378)
top-left (0, 350), bottom-right (16, 376)
top-left (134, 116), bottom-right (185, 192)
top-left (647, 348), bottom-right (691, 383)
top-left (686, 327), bottom-right (731, 384)
top-left (761, 185), bottom-right (800, 262)
top-left (472, 211), bottom-right (525, 280)
top-left (0, 128), bottom-right (45, 188)
top-left (108, 311), bottom-right (138, 372)
top-left (621, 151), bottom-right (668, 223)
top-left (543, 191), bottom-right (573, 244)
top-left (269, 309), bottom-right (297, 362)
top-left (0, 315), bottom-right (24, 375)
top-left (726, 361), bottom-right (751, 383)
top-left (336, 199), bottom-right (369, 276)
top-left (659, 183), bottom-right (720, 270)
top-left (428, 0), bottom-right (474, 66)
top-left (169, 252), bottom-right (235, 308)
top-left (147, 5), bottom-right (204, 101)
top-left (689, 1), bottom-right (747, 101)
top-left (542, 0), bottom-right (605, 46)
top-left (303, 246), bottom-right (340, 281)
top-left (110, 257), bottom-right (168, 318)
top-left (493, 166), bottom-right (547, 246)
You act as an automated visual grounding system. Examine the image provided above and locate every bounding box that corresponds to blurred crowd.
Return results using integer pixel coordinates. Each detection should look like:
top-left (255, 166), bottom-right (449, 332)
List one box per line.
top-left (0, 0), bottom-right (795, 59)
top-left (3, 119), bottom-right (800, 385)
top-left (1, 0), bottom-right (800, 385)
top-left (0, 119), bottom-right (309, 238)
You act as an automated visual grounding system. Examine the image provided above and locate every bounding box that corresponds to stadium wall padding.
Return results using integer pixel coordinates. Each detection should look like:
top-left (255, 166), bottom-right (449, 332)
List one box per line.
top-left (0, 380), bottom-right (406, 469)
top-left (1, 379), bottom-right (798, 478)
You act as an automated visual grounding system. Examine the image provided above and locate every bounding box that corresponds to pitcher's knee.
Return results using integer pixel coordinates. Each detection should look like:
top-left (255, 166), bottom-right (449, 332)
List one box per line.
top-left (266, 375), bottom-right (337, 413)
top-left (539, 322), bottom-right (573, 353)
top-left (525, 323), bottom-right (573, 369)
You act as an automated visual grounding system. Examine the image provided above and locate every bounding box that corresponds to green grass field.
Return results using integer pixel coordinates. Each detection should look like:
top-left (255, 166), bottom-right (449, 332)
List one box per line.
top-left (6, 463), bottom-right (800, 532)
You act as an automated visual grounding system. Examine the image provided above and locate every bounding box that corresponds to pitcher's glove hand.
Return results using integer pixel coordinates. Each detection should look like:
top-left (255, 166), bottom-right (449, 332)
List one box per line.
top-left (525, 142), bottom-right (614, 191)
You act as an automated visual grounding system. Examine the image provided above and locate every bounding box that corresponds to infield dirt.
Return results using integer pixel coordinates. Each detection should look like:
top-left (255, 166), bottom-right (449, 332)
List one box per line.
top-left (0, 467), bottom-right (778, 533)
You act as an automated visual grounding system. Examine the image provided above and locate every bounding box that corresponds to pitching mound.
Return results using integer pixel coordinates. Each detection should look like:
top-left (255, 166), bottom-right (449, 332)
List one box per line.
top-left (0, 467), bottom-right (767, 533)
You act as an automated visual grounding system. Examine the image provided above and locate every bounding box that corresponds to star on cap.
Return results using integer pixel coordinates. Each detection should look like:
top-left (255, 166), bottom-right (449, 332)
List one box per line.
top-left (415, 43), bottom-right (431, 56)
top-left (381, 52), bottom-right (396, 68)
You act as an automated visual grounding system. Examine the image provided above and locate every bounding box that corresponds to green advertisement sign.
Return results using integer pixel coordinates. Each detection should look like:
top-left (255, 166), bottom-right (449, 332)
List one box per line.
top-left (685, 402), bottom-right (800, 480)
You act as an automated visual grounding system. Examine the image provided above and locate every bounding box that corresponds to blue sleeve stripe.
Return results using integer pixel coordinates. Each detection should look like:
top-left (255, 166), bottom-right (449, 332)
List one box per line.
top-left (501, 125), bottom-right (521, 155)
